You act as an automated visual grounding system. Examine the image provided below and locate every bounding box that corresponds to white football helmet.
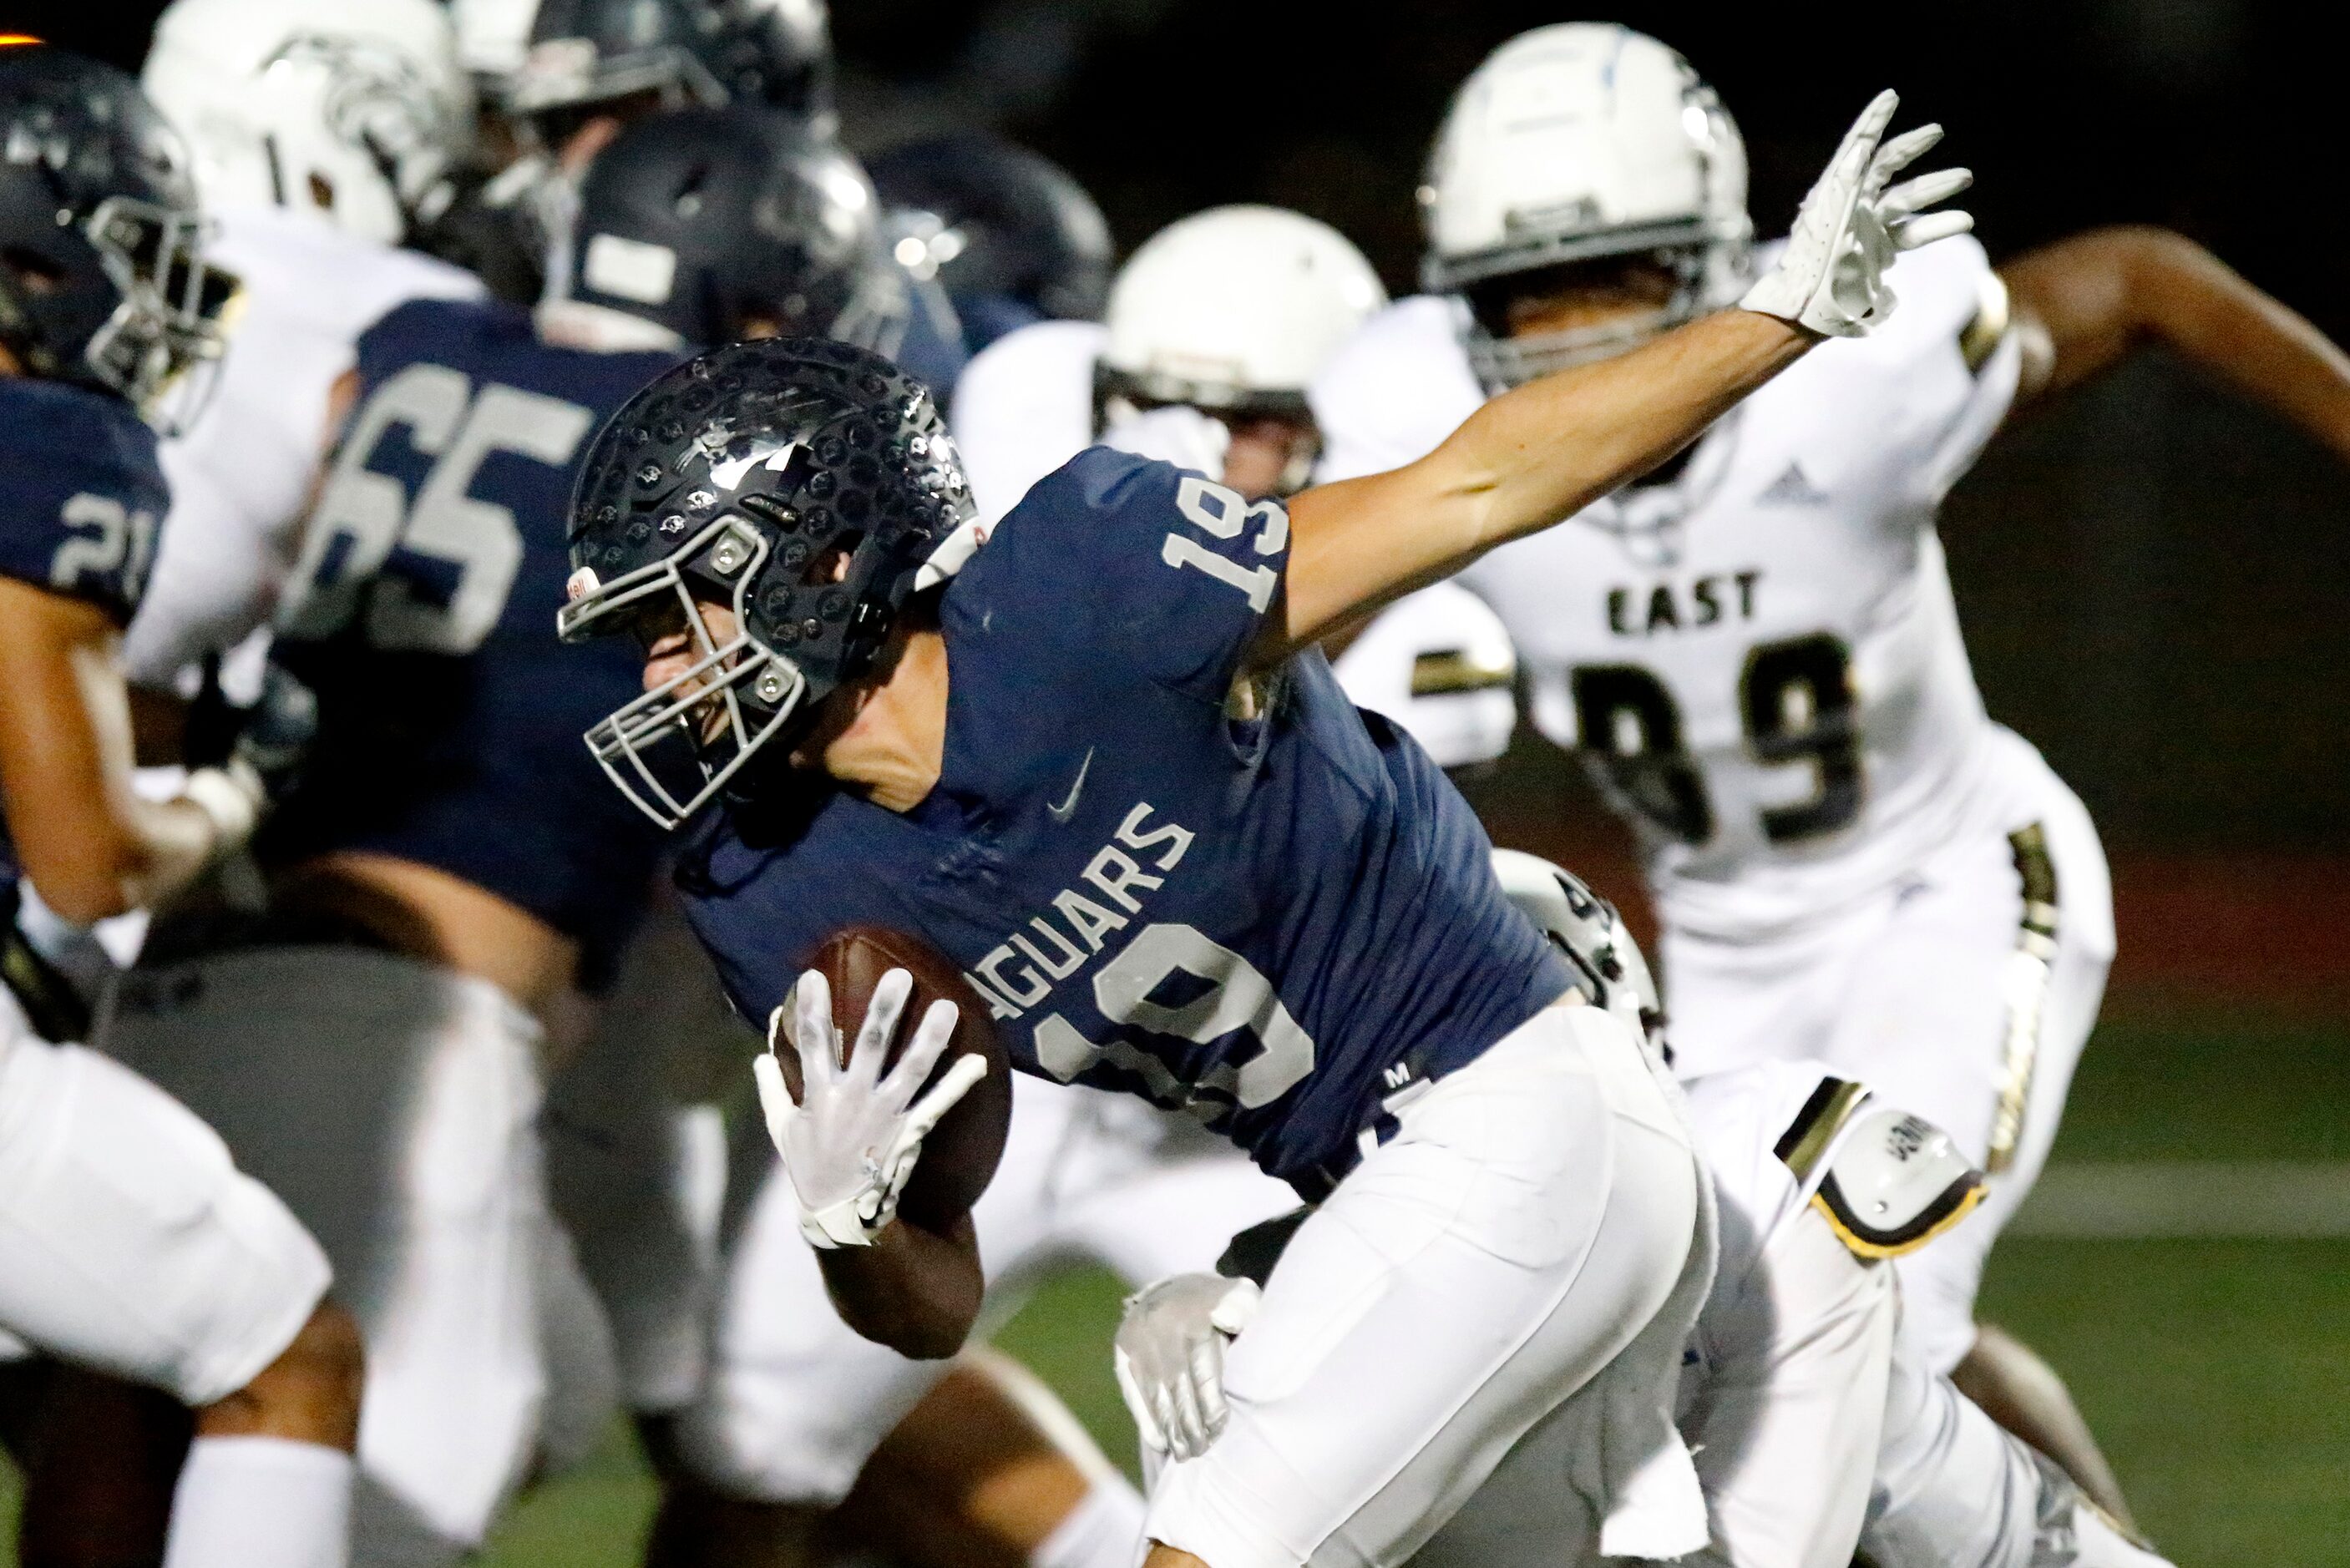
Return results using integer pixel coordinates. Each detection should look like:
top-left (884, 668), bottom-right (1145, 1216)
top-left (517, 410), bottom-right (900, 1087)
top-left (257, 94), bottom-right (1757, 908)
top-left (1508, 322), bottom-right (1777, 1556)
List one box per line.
top-left (143, 0), bottom-right (474, 246)
top-left (452, 0), bottom-right (542, 84)
top-left (1490, 848), bottom-right (1662, 1048)
top-left (1098, 205), bottom-right (1385, 425)
top-left (1421, 23), bottom-right (1750, 388)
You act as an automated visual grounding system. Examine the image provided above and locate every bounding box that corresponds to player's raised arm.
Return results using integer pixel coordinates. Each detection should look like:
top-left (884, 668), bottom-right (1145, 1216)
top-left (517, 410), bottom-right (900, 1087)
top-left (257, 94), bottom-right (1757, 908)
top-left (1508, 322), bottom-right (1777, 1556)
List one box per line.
top-left (1264, 92), bottom-right (1973, 662)
top-left (1998, 226), bottom-right (2350, 460)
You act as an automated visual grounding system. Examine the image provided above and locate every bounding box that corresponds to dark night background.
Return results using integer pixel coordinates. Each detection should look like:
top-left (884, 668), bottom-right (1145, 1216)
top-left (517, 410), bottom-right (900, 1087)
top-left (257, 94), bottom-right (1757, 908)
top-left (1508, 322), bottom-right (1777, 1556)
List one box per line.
top-left (13, 0), bottom-right (2350, 878)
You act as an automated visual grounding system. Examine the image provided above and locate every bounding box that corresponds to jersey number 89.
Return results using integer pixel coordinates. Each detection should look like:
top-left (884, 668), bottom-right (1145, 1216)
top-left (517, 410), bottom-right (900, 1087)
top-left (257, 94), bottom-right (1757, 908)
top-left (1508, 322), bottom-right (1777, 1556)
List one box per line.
top-left (1572, 632), bottom-right (1863, 846)
top-left (282, 364), bottom-right (594, 654)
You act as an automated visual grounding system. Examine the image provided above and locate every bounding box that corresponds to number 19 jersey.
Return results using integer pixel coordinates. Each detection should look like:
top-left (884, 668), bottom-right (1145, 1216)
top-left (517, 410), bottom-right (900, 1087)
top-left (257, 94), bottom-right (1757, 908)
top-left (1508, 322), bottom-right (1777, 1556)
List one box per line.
top-left (1313, 237), bottom-right (2025, 939)
top-left (676, 448), bottom-right (1568, 1190)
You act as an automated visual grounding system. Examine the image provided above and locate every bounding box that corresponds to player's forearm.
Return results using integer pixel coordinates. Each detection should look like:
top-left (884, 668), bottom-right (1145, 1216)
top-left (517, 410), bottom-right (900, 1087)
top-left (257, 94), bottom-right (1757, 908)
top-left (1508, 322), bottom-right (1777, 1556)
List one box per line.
top-left (1277, 310), bottom-right (1807, 652)
top-left (0, 589), bottom-right (236, 923)
top-left (2005, 226), bottom-right (2350, 461)
top-left (816, 1212), bottom-right (985, 1359)
top-left (1451, 308), bottom-right (1811, 549)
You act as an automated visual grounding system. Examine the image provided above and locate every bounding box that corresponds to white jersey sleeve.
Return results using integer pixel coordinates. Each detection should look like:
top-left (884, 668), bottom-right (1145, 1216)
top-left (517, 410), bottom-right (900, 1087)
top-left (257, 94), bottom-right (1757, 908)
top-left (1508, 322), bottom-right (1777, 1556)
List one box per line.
top-left (1329, 583), bottom-right (1518, 771)
top-left (948, 319), bottom-right (1108, 527)
top-left (1309, 296), bottom-right (1483, 484)
top-left (129, 205), bottom-right (484, 690)
top-left (1679, 1062), bottom-right (1897, 1568)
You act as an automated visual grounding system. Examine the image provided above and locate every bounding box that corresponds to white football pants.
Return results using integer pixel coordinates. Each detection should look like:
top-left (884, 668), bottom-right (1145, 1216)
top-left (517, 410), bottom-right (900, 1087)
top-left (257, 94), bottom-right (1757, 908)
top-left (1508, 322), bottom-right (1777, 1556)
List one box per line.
top-left (97, 947), bottom-right (550, 1566)
top-left (1152, 1003), bottom-right (1713, 1568)
top-left (0, 996), bottom-right (328, 1407)
top-left (1865, 1343), bottom-right (2177, 1568)
top-left (1662, 729), bottom-right (2114, 1373)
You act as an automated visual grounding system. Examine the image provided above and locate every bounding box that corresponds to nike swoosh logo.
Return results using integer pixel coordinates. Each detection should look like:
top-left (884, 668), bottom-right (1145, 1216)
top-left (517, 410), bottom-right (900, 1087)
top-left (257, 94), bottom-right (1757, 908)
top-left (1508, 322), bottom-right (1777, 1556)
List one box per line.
top-left (1048, 748), bottom-right (1095, 824)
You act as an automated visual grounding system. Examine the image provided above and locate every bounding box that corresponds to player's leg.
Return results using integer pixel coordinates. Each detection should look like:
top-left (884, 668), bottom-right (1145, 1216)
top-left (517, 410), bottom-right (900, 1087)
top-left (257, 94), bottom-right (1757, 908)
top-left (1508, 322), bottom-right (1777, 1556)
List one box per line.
top-left (99, 947), bottom-right (554, 1568)
top-left (1865, 1342), bottom-right (2170, 1568)
top-left (833, 1350), bottom-right (1145, 1568)
top-left (0, 1022), bottom-right (359, 1568)
top-left (1818, 751), bottom-right (2124, 1520)
top-left (1947, 1324), bottom-right (2135, 1536)
top-left (170, 1304), bottom-right (367, 1568)
top-left (1047, 1093), bottom-right (1301, 1296)
top-left (1653, 912), bottom-right (1859, 1081)
top-left (545, 892), bottom-right (740, 1434)
top-left (1146, 1004), bottom-right (1709, 1568)
top-left (646, 1106), bottom-right (961, 1568)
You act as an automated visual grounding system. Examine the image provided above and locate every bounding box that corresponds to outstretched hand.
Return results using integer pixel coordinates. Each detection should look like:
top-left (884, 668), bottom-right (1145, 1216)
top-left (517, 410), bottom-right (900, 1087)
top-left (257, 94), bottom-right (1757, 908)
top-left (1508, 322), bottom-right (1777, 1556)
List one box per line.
top-left (754, 966), bottom-right (990, 1248)
top-left (1741, 90), bottom-right (1974, 338)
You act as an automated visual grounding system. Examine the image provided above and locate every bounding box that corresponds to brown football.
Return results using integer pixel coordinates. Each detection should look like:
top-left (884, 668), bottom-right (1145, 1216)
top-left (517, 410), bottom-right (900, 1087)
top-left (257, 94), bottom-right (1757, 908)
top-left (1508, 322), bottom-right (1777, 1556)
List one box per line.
top-left (780, 923), bottom-right (1013, 1231)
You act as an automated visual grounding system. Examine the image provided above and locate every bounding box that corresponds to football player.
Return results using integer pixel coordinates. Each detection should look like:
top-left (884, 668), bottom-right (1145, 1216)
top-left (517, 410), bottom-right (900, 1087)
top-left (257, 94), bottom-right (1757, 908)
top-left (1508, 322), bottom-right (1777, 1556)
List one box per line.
top-left (79, 104), bottom-right (890, 1568)
top-left (954, 204), bottom-right (1385, 518)
top-left (0, 43), bottom-right (363, 1568)
top-left (1115, 851), bottom-right (2174, 1568)
top-left (1308, 23), bottom-right (2350, 1525)
top-left (871, 131), bottom-right (1115, 355)
top-left (439, 0), bottom-right (863, 316)
top-left (558, 89), bottom-right (1971, 1568)
top-left (131, 0), bottom-right (487, 706)
top-left (638, 220), bottom-right (1506, 1552)
top-left (949, 199), bottom-right (1517, 800)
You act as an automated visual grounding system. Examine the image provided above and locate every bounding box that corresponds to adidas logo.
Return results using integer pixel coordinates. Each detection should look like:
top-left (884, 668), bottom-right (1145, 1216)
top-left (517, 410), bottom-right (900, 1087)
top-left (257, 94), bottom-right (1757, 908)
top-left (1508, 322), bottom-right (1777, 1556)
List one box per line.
top-left (1758, 462), bottom-right (1830, 507)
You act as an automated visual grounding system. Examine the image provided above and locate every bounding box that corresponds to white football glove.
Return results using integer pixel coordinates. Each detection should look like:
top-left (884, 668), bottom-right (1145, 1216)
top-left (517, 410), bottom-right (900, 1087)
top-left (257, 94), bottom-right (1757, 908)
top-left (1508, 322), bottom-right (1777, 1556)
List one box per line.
top-left (752, 967), bottom-right (990, 1249)
top-left (1740, 89), bottom-right (1975, 337)
top-left (1112, 1272), bottom-right (1264, 1461)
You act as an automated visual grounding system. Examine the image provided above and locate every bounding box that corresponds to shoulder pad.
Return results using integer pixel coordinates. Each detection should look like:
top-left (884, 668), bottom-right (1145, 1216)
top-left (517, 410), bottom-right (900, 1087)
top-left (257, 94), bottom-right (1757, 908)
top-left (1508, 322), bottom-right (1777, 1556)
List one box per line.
top-left (1773, 1075), bottom-right (1986, 1258)
top-left (1813, 1106), bottom-right (1986, 1259)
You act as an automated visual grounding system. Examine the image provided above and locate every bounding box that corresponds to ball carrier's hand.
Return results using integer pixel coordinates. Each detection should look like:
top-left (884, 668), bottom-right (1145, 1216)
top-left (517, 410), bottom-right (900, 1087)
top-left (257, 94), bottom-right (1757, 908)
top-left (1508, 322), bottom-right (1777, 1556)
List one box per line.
top-left (757, 967), bottom-right (988, 1247)
top-left (754, 967), bottom-right (992, 1355)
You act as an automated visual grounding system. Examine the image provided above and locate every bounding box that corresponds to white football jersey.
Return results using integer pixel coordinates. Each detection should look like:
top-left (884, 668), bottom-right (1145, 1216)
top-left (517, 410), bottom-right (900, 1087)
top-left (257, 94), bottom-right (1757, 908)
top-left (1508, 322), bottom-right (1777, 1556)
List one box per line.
top-left (128, 203), bottom-right (484, 690)
top-left (1313, 238), bottom-right (2024, 938)
top-left (949, 317), bottom-right (1107, 528)
top-left (950, 316), bottom-right (1514, 768)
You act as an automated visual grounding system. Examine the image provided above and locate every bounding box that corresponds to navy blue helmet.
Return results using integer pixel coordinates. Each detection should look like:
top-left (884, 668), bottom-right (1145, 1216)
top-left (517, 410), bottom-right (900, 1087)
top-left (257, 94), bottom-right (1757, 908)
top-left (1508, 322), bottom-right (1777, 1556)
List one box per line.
top-left (0, 43), bottom-right (233, 410)
top-left (558, 336), bottom-right (973, 827)
top-left (509, 0), bottom-right (834, 141)
top-left (565, 104), bottom-right (907, 353)
top-left (869, 132), bottom-right (1112, 335)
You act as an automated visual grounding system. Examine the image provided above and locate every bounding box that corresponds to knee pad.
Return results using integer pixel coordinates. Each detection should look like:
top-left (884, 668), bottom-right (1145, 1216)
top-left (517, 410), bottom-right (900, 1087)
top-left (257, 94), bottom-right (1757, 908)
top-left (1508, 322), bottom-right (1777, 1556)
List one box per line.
top-left (0, 1038), bottom-right (328, 1407)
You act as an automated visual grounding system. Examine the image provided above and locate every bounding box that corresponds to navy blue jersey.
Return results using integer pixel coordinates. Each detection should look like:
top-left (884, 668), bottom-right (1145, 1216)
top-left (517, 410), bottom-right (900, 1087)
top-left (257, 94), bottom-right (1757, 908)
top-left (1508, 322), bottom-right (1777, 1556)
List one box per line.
top-left (263, 297), bottom-right (681, 976)
top-left (952, 292), bottom-right (1044, 357)
top-left (0, 379), bottom-right (169, 625)
top-left (899, 269), bottom-right (973, 397)
top-left (0, 378), bottom-right (170, 887)
top-left (678, 448), bottom-right (1568, 1187)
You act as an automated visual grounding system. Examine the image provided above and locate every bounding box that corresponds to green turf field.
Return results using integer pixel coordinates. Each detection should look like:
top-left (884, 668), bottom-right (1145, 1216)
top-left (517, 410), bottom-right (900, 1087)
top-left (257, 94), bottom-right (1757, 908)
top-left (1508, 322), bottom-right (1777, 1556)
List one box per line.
top-left (7, 1006), bottom-right (2347, 1565)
